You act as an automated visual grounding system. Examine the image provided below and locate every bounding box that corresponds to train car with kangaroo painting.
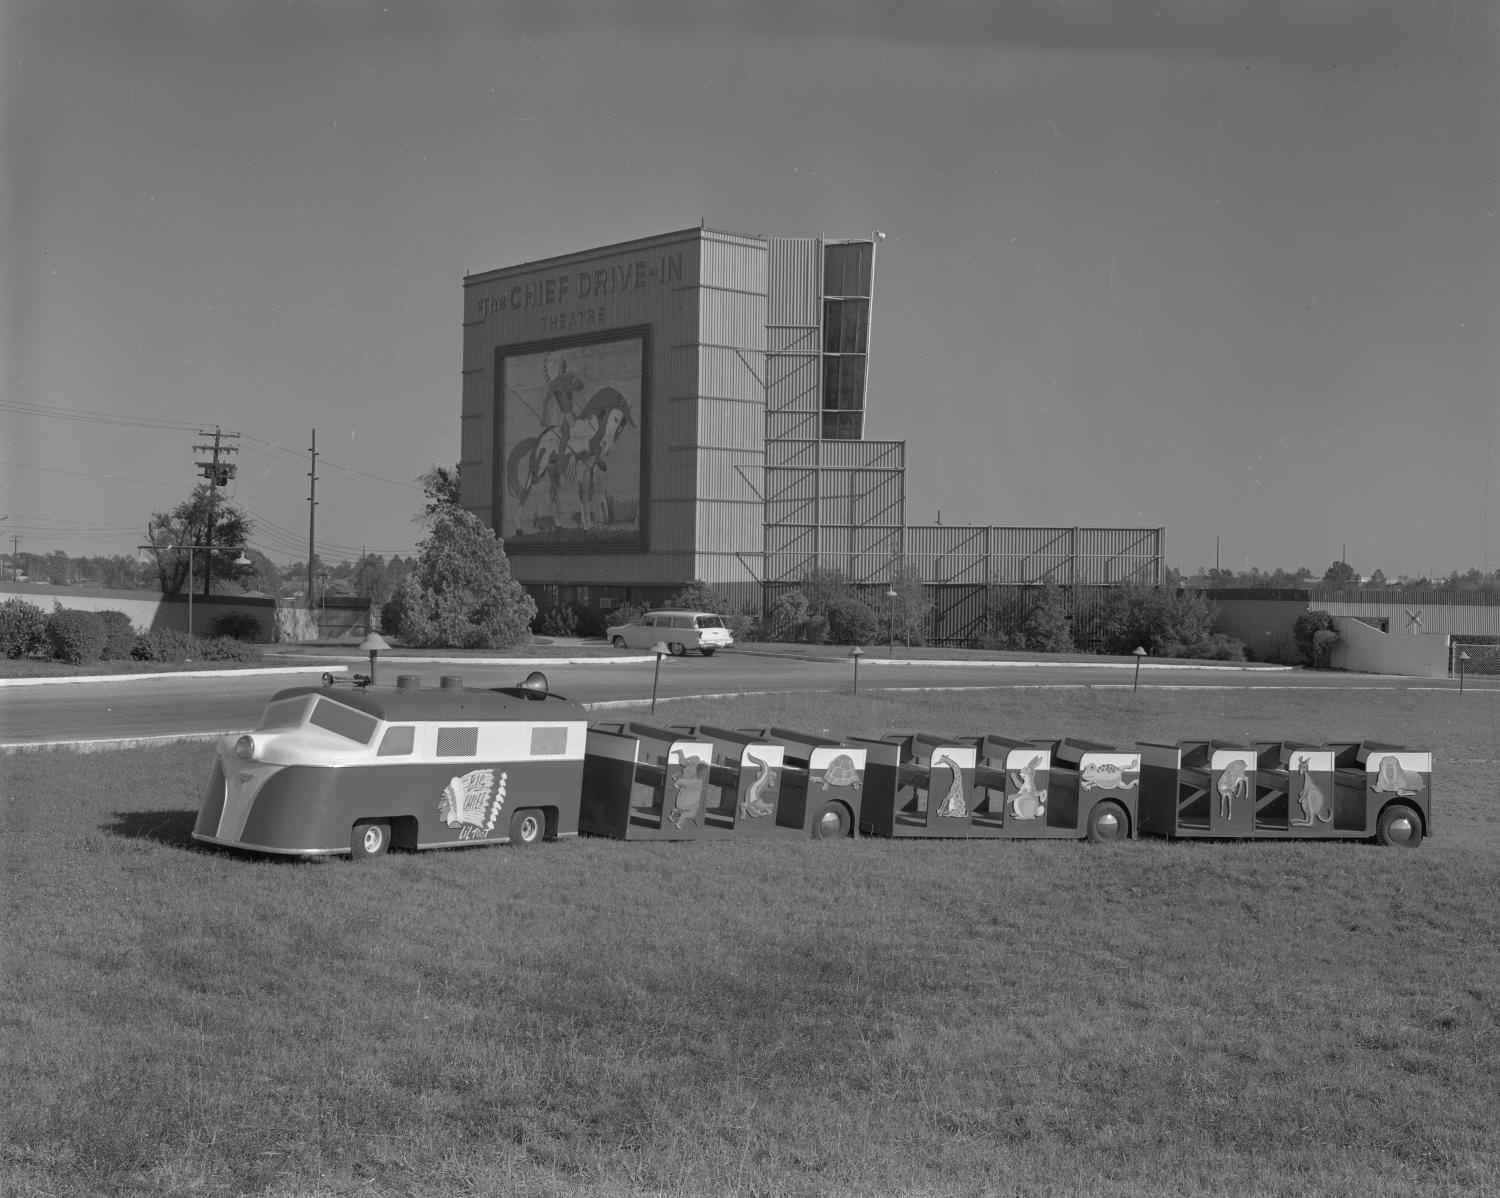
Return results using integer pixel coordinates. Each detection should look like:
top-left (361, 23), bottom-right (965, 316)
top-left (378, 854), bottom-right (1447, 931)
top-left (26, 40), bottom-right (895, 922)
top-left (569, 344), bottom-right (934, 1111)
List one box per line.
top-left (194, 674), bottom-right (1433, 859)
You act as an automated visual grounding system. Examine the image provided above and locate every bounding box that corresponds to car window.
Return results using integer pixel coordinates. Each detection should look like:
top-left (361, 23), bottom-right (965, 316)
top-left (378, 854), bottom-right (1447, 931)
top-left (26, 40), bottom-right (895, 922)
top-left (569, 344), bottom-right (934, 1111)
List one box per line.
top-left (642, 615), bottom-right (656, 627)
top-left (695, 616), bottom-right (724, 629)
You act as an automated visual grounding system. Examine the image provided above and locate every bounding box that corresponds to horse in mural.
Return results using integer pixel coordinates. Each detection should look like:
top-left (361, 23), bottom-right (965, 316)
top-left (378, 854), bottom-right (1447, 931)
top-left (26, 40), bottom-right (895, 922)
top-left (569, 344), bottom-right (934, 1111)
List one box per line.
top-left (506, 386), bottom-right (636, 531)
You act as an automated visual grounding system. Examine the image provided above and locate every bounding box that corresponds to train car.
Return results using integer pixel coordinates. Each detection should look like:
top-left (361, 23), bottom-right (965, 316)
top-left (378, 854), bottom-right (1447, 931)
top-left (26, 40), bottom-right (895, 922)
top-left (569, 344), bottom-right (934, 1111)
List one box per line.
top-left (578, 722), bottom-right (859, 840)
top-left (1137, 738), bottom-right (1431, 846)
top-left (193, 672), bottom-right (588, 858)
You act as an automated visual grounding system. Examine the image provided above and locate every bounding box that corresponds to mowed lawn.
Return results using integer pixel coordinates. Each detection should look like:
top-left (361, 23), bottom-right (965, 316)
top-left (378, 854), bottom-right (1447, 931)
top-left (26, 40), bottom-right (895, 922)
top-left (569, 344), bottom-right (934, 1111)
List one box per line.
top-left (2, 684), bottom-right (1497, 1198)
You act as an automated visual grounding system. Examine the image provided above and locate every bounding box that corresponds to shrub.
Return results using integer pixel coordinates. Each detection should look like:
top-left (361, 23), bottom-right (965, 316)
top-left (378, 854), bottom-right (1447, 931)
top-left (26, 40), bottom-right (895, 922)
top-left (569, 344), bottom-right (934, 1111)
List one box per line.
top-left (1019, 583), bottom-right (1075, 653)
top-left (824, 595), bottom-right (879, 645)
top-left (534, 605), bottom-right (580, 637)
top-left (663, 580), bottom-right (731, 615)
top-left (211, 612), bottom-right (263, 642)
top-left (132, 628), bottom-right (197, 662)
top-left (1292, 610), bottom-right (1338, 668)
top-left (0, 598), bottom-right (48, 659)
top-left (197, 636), bottom-right (263, 663)
top-left (97, 611), bottom-right (137, 660)
top-left (45, 609), bottom-right (108, 665)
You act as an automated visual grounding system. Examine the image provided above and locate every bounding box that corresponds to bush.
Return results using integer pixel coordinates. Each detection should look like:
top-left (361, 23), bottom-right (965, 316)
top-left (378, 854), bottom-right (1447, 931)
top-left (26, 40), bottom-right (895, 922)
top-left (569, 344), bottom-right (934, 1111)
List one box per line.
top-left (211, 612), bottom-right (263, 642)
top-left (197, 636), bottom-right (263, 663)
top-left (534, 605), bottom-right (580, 637)
top-left (45, 609), bottom-right (108, 665)
top-left (663, 581), bottom-right (730, 615)
top-left (0, 598), bottom-right (48, 659)
top-left (132, 628), bottom-right (198, 662)
top-left (97, 611), bottom-right (137, 660)
top-left (1292, 610), bottom-right (1338, 668)
top-left (824, 595), bottom-right (879, 645)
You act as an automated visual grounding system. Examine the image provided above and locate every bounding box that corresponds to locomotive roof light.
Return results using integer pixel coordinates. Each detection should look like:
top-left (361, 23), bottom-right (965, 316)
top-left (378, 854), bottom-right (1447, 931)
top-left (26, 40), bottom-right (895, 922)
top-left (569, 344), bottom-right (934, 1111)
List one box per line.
top-left (520, 670), bottom-right (550, 697)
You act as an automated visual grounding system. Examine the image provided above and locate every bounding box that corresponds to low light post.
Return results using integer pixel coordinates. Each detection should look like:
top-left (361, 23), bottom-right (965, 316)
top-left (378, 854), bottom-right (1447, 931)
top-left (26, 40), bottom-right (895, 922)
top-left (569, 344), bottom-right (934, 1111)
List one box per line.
top-left (1132, 645), bottom-right (1147, 692)
top-left (359, 631), bottom-right (391, 686)
top-left (650, 640), bottom-right (670, 714)
top-left (1459, 650), bottom-right (1471, 694)
top-left (886, 587), bottom-right (898, 658)
top-left (849, 645), bottom-right (864, 694)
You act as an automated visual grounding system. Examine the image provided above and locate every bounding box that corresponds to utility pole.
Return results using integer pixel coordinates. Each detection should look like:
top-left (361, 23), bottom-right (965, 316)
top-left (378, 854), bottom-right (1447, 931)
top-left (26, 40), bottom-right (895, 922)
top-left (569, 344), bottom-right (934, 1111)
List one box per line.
top-left (306, 429), bottom-right (318, 611)
top-left (193, 426), bottom-right (239, 597)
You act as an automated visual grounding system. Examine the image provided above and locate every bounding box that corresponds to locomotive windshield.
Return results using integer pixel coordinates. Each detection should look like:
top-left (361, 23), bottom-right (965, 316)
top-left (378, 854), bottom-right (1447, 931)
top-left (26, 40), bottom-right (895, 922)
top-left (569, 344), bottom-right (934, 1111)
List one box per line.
top-left (306, 698), bottom-right (380, 745)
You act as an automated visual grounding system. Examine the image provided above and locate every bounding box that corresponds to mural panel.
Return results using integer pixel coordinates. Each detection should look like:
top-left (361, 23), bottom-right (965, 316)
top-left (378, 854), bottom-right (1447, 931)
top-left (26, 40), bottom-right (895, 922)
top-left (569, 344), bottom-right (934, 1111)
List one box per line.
top-left (495, 329), bottom-right (647, 550)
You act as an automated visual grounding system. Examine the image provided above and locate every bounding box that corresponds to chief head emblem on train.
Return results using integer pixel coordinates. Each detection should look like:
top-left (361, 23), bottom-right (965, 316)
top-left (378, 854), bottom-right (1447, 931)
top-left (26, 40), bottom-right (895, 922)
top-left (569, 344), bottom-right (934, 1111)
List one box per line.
top-left (438, 769), bottom-right (508, 840)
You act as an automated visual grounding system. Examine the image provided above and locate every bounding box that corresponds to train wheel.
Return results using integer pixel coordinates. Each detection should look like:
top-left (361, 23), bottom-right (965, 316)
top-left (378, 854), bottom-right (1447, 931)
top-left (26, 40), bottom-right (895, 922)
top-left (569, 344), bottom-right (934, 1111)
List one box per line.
top-left (1086, 800), bottom-right (1129, 843)
top-left (813, 801), bottom-right (851, 840)
top-left (509, 808), bottom-right (546, 847)
top-left (612, 635), bottom-right (626, 648)
top-left (668, 642), bottom-right (687, 656)
top-left (1376, 804), bottom-right (1423, 848)
top-left (351, 821), bottom-right (390, 860)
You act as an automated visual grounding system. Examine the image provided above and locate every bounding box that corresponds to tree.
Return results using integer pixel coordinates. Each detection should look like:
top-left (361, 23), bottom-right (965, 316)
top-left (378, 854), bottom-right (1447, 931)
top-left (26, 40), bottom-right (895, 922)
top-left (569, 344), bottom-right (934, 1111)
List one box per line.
top-left (145, 484), bottom-right (254, 596)
top-left (419, 464), bottom-right (462, 515)
top-left (382, 506), bottom-right (535, 648)
top-left (1322, 559), bottom-right (1358, 585)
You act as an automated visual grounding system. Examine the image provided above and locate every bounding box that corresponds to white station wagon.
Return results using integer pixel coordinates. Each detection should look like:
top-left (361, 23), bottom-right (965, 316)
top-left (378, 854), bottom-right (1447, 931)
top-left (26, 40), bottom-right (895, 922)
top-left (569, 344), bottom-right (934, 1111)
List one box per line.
top-left (606, 610), bottom-right (734, 656)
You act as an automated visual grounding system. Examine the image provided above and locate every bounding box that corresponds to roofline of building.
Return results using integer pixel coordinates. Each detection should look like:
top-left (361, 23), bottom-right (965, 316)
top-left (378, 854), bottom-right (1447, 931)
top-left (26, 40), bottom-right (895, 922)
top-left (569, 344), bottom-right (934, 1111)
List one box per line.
top-left (463, 225), bottom-right (774, 285)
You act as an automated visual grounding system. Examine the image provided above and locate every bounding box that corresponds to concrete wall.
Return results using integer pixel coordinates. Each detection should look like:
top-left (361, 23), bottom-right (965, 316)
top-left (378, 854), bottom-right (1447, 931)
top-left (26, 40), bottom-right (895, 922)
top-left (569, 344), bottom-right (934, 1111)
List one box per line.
top-left (1328, 616), bottom-right (1452, 679)
top-left (1, 584), bottom-right (373, 644)
top-left (1202, 590), bottom-right (1310, 664)
top-left (0, 583), bottom-right (278, 641)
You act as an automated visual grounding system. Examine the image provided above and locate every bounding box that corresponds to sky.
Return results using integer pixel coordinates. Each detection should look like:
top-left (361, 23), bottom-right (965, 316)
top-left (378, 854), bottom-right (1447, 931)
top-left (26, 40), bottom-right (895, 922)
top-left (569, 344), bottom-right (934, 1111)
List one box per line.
top-left (4, 0), bottom-right (1497, 579)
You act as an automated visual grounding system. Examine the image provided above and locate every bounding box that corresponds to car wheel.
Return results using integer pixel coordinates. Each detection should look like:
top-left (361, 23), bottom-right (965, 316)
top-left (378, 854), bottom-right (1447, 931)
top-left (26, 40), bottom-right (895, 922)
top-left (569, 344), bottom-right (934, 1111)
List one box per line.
top-left (668, 642), bottom-right (686, 656)
top-left (1376, 804), bottom-right (1423, 848)
top-left (700, 648), bottom-right (716, 657)
top-left (509, 808), bottom-right (546, 847)
top-left (611, 635), bottom-right (626, 648)
top-left (351, 821), bottom-right (390, 860)
top-left (1086, 800), bottom-right (1129, 843)
top-left (813, 801), bottom-right (851, 840)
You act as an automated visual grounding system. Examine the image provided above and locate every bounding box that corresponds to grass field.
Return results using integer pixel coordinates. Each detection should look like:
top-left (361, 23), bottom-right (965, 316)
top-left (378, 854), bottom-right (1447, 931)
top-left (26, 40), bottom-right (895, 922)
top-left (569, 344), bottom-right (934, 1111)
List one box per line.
top-left (3, 684), bottom-right (1498, 1197)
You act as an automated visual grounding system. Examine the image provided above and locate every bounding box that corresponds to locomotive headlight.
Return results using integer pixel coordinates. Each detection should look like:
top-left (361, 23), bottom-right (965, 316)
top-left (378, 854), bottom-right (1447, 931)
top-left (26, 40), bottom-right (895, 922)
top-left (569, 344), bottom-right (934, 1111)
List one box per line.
top-left (234, 735), bottom-right (257, 760)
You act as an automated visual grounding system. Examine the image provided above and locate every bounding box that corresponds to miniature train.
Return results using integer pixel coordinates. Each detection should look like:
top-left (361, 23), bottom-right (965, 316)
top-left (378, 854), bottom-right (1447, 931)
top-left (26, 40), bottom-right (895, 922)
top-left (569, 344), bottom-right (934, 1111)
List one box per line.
top-left (193, 673), bottom-right (1433, 859)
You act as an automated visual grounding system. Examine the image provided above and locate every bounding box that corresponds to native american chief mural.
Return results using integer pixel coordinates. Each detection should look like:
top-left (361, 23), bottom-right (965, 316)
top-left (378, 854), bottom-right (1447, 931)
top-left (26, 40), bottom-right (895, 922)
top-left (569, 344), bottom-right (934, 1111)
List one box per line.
top-left (496, 332), bottom-right (645, 548)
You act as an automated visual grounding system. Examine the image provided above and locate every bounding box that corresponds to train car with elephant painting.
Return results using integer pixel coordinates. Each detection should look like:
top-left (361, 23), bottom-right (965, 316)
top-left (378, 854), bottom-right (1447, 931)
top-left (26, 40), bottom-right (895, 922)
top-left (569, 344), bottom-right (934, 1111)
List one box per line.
top-left (194, 674), bottom-right (1433, 859)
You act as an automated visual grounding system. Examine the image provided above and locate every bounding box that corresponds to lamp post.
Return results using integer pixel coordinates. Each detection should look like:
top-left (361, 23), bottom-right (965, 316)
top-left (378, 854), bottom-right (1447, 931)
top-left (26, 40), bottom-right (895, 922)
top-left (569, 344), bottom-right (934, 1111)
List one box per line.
top-left (141, 543), bottom-right (252, 640)
top-left (1132, 646), bottom-right (1147, 692)
top-left (849, 645), bottom-right (864, 694)
top-left (885, 587), bottom-right (898, 658)
top-left (650, 641), bottom-right (670, 714)
top-left (359, 631), bottom-right (391, 686)
top-left (1458, 650), bottom-right (1471, 694)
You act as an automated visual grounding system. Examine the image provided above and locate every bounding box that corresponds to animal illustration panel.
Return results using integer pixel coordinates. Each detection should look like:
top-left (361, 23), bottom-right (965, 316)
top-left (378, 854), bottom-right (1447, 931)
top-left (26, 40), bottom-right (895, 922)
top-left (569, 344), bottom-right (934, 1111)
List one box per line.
top-left (496, 331), bottom-right (645, 548)
top-left (1004, 747), bottom-right (1050, 821)
top-left (1368, 752), bottom-right (1431, 799)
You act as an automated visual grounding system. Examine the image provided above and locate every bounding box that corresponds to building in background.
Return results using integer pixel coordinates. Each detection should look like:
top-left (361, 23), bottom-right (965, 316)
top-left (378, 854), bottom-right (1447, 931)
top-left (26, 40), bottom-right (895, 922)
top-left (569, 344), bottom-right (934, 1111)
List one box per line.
top-left (461, 226), bottom-right (1163, 643)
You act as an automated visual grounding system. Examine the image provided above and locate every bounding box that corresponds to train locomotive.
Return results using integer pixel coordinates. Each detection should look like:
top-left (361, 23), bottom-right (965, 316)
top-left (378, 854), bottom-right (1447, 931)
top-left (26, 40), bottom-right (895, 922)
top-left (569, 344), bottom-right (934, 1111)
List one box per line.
top-left (194, 673), bottom-right (1432, 859)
